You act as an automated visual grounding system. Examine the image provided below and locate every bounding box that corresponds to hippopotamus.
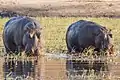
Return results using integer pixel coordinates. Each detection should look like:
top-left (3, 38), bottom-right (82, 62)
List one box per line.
top-left (3, 16), bottom-right (41, 56)
top-left (66, 20), bottom-right (113, 55)
top-left (0, 11), bottom-right (18, 18)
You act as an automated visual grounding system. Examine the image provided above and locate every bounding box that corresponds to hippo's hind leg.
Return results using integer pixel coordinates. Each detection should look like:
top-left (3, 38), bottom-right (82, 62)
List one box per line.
top-left (66, 46), bottom-right (72, 53)
top-left (5, 42), bottom-right (17, 55)
top-left (15, 46), bottom-right (22, 55)
top-left (4, 45), bottom-right (11, 55)
top-left (93, 48), bottom-right (104, 56)
top-left (4, 45), bottom-right (15, 56)
top-left (67, 45), bottom-right (84, 56)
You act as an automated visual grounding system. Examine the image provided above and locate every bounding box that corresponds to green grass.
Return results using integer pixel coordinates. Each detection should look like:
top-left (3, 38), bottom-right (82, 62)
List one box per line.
top-left (0, 17), bottom-right (120, 53)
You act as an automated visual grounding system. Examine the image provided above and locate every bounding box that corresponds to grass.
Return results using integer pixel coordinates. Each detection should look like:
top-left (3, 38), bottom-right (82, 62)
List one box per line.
top-left (0, 17), bottom-right (120, 53)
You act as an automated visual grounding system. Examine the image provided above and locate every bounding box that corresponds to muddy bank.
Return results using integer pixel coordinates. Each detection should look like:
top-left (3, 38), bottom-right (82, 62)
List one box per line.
top-left (0, 0), bottom-right (120, 17)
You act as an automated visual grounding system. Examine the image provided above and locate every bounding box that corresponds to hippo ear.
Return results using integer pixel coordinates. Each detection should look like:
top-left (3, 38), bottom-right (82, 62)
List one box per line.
top-left (108, 29), bottom-right (112, 38)
top-left (24, 22), bottom-right (36, 31)
top-left (24, 22), bottom-right (32, 31)
top-left (24, 26), bottom-right (30, 31)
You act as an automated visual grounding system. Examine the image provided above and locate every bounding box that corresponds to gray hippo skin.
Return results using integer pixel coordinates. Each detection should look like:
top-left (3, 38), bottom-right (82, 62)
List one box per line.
top-left (3, 16), bottom-right (41, 56)
top-left (66, 20), bottom-right (113, 55)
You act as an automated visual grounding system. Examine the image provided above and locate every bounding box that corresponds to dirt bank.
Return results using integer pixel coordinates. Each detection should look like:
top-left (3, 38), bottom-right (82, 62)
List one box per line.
top-left (0, 0), bottom-right (120, 17)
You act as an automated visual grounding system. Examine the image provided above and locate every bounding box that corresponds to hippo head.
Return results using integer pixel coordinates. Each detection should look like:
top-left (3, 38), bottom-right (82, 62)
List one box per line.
top-left (95, 28), bottom-right (113, 55)
top-left (23, 21), bottom-right (41, 56)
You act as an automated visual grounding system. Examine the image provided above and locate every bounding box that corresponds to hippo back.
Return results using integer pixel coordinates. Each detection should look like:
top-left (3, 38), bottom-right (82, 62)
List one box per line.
top-left (4, 16), bottom-right (23, 28)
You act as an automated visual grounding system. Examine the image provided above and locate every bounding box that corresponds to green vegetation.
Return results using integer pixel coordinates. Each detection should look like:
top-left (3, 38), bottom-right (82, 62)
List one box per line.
top-left (0, 17), bottom-right (120, 53)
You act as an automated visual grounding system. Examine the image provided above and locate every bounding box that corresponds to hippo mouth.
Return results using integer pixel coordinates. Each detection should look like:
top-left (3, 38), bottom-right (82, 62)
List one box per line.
top-left (25, 49), bottom-right (38, 56)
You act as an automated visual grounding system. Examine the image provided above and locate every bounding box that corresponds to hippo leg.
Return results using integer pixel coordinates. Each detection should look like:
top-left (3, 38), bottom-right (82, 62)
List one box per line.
top-left (67, 46), bottom-right (84, 56)
top-left (93, 48), bottom-right (103, 56)
top-left (14, 46), bottom-right (21, 55)
top-left (94, 48), bottom-right (100, 52)
top-left (4, 45), bottom-right (10, 55)
top-left (7, 42), bottom-right (17, 54)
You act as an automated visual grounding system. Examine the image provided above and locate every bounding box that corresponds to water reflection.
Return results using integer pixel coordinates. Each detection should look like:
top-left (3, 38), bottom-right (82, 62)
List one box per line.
top-left (2, 54), bottom-right (114, 80)
top-left (4, 58), bottom-right (35, 79)
top-left (66, 57), bottom-right (109, 80)
top-left (3, 56), bottom-right (45, 80)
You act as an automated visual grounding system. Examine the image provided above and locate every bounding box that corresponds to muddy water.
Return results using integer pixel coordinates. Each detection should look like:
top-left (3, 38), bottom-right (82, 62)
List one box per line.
top-left (0, 54), bottom-right (120, 80)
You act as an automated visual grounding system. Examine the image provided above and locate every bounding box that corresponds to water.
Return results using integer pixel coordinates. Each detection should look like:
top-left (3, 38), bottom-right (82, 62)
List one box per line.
top-left (0, 53), bottom-right (120, 80)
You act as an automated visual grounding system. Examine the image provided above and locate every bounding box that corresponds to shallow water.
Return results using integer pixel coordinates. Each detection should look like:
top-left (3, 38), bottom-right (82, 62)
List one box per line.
top-left (0, 53), bottom-right (120, 80)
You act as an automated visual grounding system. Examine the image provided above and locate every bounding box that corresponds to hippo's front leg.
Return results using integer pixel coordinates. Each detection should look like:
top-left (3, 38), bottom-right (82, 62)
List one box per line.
top-left (16, 46), bottom-right (22, 55)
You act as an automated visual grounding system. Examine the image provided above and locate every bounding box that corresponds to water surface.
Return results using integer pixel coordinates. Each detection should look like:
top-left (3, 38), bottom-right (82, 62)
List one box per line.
top-left (0, 53), bottom-right (120, 80)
